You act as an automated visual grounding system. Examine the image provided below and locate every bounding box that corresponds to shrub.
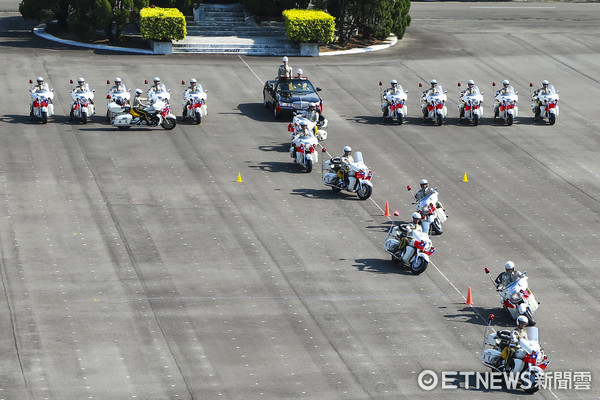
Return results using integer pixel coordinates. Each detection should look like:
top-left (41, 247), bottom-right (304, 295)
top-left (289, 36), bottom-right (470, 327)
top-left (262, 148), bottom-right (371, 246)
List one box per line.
top-left (140, 7), bottom-right (186, 41)
top-left (282, 9), bottom-right (335, 44)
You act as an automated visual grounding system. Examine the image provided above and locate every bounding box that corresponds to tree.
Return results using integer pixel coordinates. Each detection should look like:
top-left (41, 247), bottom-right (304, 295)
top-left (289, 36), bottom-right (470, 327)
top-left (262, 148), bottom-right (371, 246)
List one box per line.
top-left (19, 0), bottom-right (149, 41)
top-left (321, 0), bottom-right (411, 44)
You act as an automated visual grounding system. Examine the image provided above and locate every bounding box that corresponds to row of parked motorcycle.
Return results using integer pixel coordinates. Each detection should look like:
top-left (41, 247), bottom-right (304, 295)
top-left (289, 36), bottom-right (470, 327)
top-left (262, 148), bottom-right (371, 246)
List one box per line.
top-left (380, 79), bottom-right (559, 126)
top-left (28, 77), bottom-right (208, 130)
top-left (285, 88), bottom-right (548, 392)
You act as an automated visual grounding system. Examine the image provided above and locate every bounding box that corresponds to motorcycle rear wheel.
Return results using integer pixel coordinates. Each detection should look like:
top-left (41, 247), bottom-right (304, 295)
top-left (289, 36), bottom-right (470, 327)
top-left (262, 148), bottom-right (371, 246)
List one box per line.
top-left (357, 185), bottom-right (372, 200)
top-left (410, 258), bottom-right (428, 275)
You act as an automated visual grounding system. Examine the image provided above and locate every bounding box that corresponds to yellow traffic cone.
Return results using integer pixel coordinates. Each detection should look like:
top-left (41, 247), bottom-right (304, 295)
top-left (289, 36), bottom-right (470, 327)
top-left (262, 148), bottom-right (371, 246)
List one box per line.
top-left (462, 172), bottom-right (469, 182)
top-left (237, 173), bottom-right (243, 183)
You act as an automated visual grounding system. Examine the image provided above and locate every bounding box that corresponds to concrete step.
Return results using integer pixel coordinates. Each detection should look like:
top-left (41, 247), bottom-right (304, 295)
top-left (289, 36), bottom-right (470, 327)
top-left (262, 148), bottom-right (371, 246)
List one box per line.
top-left (186, 28), bottom-right (286, 37)
top-left (172, 47), bottom-right (299, 56)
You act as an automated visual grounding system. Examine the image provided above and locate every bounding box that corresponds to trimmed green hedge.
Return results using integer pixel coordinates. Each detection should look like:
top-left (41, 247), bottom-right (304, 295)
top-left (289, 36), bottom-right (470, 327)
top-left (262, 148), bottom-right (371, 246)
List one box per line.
top-left (140, 7), bottom-right (186, 41)
top-left (282, 9), bottom-right (335, 44)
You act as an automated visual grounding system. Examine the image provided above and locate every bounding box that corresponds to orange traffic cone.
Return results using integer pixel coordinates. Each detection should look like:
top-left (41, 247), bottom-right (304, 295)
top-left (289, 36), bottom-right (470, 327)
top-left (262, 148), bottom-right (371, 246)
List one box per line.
top-left (384, 201), bottom-right (390, 217)
top-left (465, 287), bottom-right (473, 305)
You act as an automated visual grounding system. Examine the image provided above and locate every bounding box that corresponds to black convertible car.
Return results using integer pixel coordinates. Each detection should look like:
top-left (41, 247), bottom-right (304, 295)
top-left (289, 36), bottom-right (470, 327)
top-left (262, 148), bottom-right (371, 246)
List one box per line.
top-left (263, 77), bottom-right (322, 119)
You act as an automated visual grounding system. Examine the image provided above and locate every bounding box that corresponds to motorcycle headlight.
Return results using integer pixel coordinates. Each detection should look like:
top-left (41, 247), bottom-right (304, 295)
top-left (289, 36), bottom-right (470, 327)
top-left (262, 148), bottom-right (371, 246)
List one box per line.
top-left (511, 292), bottom-right (522, 302)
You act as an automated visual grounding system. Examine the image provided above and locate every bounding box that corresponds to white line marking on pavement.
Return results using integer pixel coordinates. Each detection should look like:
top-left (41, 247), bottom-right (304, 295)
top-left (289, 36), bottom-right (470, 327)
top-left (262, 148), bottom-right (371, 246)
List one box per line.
top-left (470, 6), bottom-right (556, 8)
top-left (239, 55), bottom-right (264, 85)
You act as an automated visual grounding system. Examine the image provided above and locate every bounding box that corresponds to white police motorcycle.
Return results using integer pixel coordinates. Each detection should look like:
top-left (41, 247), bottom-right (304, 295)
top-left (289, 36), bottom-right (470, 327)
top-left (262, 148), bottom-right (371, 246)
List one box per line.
top-left (481, 314), bottom-right (550, 393)
top-left (379, 82), bottom-right (408, 124)
top-left (69, 80), bottom-right (95, 124)
top-left (420, 83), bottom-right (447, 126)
top-left (458, 82), bottom-right (484, 126)
top-left (322, 150), bottom-right (373, 200)
top-left (407, 185), bottom-right (447, 235)
top-left (493, 82), bottom-right (518, 126)
top-left (384, 211), bottom-right (435, 275)
top-left (29, 80), bottom-right (54, 124)
top-left (181, 81), bottom-right (208, 124)
top-left (530, 82), bottom-right (559, 125)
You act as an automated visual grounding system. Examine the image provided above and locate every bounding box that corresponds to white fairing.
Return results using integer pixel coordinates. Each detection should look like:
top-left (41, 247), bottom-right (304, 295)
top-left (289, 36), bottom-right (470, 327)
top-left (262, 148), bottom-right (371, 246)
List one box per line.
top-left (71, 90), bottom-right (95, 118)
top-left (291, 131), bottom-right (319, 166)
top-left (382, 90), bottom-right (408, 119)
top-left (30, 89), bottom-right (55, 117)
top-left (421, 88), bottom-right (448, 120)
top-left (495, 86), bottom-right (519, 118)
top-left (184, 90), bottom-right (208, 118)
top-left (113, 114), bottom-right (133, 125)
top-left (500, 276), bottom-right (539, 320)
top-left (460, 86), bottom-right (484, 119)
top-left (107, 90), bottom-right (130, 119)
top-left (532, 85), bottom-right (559, 118)
top-left (291, 115), bottom-right (327, 141)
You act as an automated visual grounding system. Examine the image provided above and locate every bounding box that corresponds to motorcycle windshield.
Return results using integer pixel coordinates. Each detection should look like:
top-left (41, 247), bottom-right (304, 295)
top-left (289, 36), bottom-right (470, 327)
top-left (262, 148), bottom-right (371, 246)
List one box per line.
top-left (353, 151), bottom-right (364, 165)
top-left (544, 85), bottom-right (558, 94)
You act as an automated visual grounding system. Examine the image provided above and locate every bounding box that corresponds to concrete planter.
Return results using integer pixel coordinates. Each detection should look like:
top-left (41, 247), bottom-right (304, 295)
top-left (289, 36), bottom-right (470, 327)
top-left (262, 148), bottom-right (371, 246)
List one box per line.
top-left (299, 42), bottom-right (319, 57)
top-left (149, 40), bottom-right (173, 55)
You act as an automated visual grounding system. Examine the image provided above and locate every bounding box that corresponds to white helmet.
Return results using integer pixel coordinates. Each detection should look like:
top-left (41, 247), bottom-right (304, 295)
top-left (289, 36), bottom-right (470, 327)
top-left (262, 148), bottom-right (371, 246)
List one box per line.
top-left (419, 179), bottom-right (428, 185)
top-left (391, 79), bottom-right (398, 85)
top-left (412, 212), bottom-right (421, 220)
top-left (297, 68), bottom-right (303, 75)
top-left (77, 77), bottom-right (85, 84)
top-left (135, 89), bottom-right (143, 95)
top-left (430, 79), bottom-right (437, 85)
top-left (282, 56), bottom-right (288, 62)
top-left (505, 261), bottom-right (515, 271)
top-left (153, 77), bottom-right (160, 82)
top-left (190, 78), bottom-right (197, 84)
top-left (308, 102), bottom-right (316, 108)
top-left (516, 315), bottom-right (528, 325)
top-left (343, 146), bottom-right (352, 152)
top-left (114, 77), bottom-right (122, 83)
top-left (502, 80), bottom-right (510, 86)
top-left (467, 79), bottom-right (474, 85)
top-left (542, 80), bottom-right (549, 85)
top-left (37, 77), bottom-right (44, 83)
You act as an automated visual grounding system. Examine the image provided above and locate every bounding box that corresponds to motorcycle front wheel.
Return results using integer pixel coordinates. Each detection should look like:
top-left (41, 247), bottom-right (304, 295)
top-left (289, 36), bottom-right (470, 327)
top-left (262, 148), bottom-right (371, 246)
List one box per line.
top-left (397, 114), bottom-right (403, 125)
top-left (195, 113), bottom-right (201, 125)
top-left (436, 114), bottom-right (443, 126)
top-left (525, 310), bottom-right (536, 326)
top-left (305, 159), bottom-right (313, 173)
top-left (473, 114), bottom-right (479, 126)
top-left (82, 111), bottom-right (87, 125)
top-left (161, 117), bottom-right (177, 130)
top-left (42, 111), bottom-right (48, 124)
top-left (357, 185), bottom-right (372, 200)
top-left (549, 113), bottom-right (556, 125)
top-left (431, 218), bottom-right (443, 235)
top-left (507, 114), bottom-right (514, 126)
top-left (410, 257), bottom-right (428, 275)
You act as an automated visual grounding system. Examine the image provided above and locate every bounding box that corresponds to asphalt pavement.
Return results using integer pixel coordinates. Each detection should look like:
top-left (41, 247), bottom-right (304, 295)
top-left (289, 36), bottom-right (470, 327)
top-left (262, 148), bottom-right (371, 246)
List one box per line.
top-left (0, 2), bottom-right (599, 399)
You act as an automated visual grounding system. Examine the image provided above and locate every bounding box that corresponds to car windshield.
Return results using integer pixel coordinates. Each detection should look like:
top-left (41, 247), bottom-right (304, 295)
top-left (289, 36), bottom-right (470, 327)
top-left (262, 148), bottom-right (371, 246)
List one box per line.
top-left (276, 79), bottom-right (315, 93)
